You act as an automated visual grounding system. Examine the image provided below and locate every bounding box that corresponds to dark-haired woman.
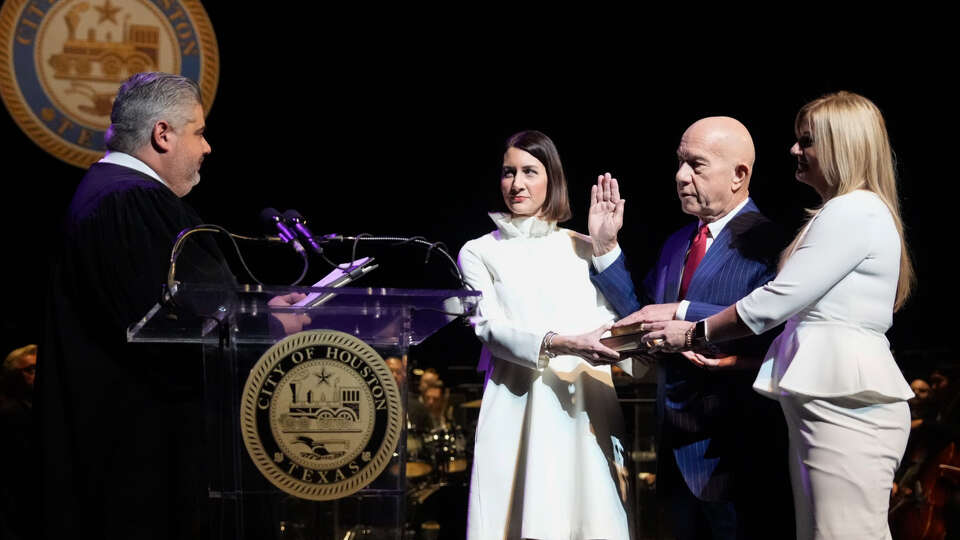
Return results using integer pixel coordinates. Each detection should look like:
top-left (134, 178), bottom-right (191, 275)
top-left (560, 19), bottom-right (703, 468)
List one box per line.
top-left (459, 131), bottom-right (633, 539)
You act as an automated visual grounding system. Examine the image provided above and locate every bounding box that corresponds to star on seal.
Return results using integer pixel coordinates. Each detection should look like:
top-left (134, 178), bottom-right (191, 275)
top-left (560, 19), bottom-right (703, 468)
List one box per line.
top-left (94, 0), bottom-right (121, 24)
top-left (315, 368), bottom-right (333, 385)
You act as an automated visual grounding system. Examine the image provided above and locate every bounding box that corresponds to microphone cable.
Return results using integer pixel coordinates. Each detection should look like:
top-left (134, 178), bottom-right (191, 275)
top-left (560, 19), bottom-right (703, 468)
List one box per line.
top-left (165, 224), bottom-right (309, 304)
top-left (316, 233), bottom-right (465, 288)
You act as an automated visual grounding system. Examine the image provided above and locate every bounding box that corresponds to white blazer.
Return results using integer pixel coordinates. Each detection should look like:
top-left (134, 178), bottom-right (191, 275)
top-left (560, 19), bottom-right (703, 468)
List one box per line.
top-left (738, 190), bottom-right (914, 403)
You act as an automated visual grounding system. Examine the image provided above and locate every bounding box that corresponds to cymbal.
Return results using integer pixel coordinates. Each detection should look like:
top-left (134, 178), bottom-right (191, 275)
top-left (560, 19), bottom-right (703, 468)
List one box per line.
top-left (389, 461), bottom-right (432, 478)
top-left (459, 399), bottom-right (482, 408)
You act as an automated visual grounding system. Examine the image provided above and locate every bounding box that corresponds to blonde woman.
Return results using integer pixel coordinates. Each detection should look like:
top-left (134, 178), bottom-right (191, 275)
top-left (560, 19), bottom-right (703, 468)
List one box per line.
top-left (632, 92), bottom-right (915, 539)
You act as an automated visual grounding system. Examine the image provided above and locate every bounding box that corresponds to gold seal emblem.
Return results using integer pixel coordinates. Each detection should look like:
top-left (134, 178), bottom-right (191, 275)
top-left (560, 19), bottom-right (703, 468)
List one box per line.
top-left (241, 330), bottom-right (403, 501)
top-left (0, 0), bottom-right (219, 168)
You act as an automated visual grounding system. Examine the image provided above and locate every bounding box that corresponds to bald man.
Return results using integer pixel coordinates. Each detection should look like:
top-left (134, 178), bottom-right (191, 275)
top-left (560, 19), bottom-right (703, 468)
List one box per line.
top-left (589, 117), bottom-right (792, 539)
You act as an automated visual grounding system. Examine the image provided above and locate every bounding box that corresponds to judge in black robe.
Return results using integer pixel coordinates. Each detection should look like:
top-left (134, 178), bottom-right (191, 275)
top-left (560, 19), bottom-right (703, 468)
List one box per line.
top-left (38, 73), bottom-right (234, 540)
top-left (39, 160), bottom-right (232, 538)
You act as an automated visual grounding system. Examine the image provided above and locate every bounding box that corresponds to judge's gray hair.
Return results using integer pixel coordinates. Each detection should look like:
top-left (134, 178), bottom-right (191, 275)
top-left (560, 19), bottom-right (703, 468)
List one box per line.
top-left (105, 72), bottom-right (202, 155)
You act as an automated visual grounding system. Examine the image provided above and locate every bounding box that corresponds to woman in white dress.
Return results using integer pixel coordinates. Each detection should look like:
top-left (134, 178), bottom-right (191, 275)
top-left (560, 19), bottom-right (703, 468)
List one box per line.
top-left (459, 131), bottom-right (633, 540)
top-left (635, 92), bottom-right (916, 540)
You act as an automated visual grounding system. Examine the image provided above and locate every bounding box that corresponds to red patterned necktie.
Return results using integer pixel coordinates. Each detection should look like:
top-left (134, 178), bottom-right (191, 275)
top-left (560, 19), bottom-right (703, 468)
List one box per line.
top-left (679, 223), bottom-right (709, 300)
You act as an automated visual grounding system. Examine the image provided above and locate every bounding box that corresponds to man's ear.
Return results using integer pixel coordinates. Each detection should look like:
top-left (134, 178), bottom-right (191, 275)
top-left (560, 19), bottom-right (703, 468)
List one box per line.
top-left (151, 120), bottom-right (174, 153)
top-left (731, 163), bottom-right (749, 193)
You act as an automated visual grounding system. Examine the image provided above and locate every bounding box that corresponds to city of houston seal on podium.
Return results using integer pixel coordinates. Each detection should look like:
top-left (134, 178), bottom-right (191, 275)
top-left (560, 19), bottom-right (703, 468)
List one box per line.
top-left (0, 0), bottom-right (219, 168)
top-left (241, 330), bottom-right (403, 501)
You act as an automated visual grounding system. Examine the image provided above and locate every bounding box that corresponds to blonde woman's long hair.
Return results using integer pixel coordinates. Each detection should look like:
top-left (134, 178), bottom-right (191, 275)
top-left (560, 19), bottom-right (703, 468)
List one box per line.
top-left (782, 91), bottom-right (914, 311)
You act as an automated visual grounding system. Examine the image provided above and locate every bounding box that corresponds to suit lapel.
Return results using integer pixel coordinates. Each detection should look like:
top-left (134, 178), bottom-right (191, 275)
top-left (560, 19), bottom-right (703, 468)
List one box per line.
top-left (684, 199), bottom-right (757, 301)
top-left (663, 223), bottom-right (695, 303)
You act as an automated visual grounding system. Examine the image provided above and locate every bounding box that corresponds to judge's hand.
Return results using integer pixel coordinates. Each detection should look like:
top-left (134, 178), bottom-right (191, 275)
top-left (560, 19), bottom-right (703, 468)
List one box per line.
top-left (613, 303), bottom-right (681, 331)
top-left (588, 173), bottom-right (625, 257)
top-left (640, 320), bottom-right (694, 353)
top-left (550, 323), bottom-right (621, 366)
top-left (268, 293), bottom-right (312, 335)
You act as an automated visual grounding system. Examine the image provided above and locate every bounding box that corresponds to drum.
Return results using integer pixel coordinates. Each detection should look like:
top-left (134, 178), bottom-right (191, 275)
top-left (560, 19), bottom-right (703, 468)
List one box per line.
top-left (389, 429), bottom-right (433, 481)
top-left (425, 426), bottom-right (469, 480)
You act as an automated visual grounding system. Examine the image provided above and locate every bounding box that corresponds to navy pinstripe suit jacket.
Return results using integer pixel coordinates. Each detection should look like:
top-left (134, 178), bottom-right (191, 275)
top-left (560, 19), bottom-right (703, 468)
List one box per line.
top-left (592, 198), bottom-right (783, 502)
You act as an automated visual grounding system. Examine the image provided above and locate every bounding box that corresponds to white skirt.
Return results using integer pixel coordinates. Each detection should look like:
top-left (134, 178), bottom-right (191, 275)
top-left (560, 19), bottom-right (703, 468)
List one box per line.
top-left (779, 395), bottom-right (909, 540)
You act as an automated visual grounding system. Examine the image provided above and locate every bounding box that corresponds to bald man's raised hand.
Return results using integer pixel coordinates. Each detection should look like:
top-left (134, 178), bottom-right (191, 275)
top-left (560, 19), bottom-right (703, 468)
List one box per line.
top-left (588, 173), bottom-right (625, 257)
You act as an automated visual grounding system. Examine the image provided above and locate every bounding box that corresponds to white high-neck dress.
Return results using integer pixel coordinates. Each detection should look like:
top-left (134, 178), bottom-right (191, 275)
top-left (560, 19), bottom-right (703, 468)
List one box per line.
top-left (459, 213), bottom-right (632, 540)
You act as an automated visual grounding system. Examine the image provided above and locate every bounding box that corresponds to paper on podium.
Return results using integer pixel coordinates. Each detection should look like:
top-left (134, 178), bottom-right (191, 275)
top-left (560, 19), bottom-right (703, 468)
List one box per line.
top-left (293, 257), bottom-right (377, 308)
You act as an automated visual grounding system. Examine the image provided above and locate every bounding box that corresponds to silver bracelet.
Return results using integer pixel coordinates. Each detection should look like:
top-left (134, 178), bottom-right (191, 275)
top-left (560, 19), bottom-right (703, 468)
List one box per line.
top-left (539, 331), bottom-right (558, 369)
top-left (544, 332), bottom-right (558, 357)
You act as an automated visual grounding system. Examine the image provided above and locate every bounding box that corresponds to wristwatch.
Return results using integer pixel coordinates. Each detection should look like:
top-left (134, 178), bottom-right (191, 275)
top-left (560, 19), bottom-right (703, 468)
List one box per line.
top-left (687, 320), bottom-right (708, 349)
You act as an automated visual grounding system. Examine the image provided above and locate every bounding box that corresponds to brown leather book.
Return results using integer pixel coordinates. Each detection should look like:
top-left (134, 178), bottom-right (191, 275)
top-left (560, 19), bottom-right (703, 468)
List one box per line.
top-left (600, 325), bottom-right (648, 353)
top-left (610, 322), bottom-right (646, 337)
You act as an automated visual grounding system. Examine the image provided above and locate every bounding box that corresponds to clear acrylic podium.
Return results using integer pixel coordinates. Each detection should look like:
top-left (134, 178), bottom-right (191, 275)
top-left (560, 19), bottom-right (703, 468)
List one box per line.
top-left (128, 283), bottom-right (480, 540)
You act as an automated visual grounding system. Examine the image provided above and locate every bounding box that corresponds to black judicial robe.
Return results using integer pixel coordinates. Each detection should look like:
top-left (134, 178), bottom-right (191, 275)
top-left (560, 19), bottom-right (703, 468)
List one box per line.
top-left (38, 163), bottom-right (232, 539)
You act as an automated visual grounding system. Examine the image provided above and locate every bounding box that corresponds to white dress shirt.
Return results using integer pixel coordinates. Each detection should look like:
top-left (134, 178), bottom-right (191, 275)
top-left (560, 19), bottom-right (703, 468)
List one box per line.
top-left (99, 152), bottom-right (168, 188)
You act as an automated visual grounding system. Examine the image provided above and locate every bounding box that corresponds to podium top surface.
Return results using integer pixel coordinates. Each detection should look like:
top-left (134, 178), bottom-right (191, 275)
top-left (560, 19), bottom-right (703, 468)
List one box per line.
top-left (127, 283), bottom-right (480, 349)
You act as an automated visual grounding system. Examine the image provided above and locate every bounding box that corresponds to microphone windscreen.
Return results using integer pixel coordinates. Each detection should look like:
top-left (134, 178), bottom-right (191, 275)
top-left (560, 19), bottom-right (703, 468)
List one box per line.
top-left (260, 207), bottom-right (282, 224)
top-left (282, 209), bottom-right (305, 223)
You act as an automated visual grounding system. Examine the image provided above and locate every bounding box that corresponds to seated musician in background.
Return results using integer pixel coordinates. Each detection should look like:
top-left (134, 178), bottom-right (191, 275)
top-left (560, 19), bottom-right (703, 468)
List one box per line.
top-left (0, 344), bottom-right (38, 540)
top-left (892, 365), bottom-right (960, 539)
top-left (909, 378), bottom-right (935, 430)
top-left (417, 368), bottom-right (440, 398)
top-left (386, 355), bottom-right (431, 433)
top-left (422, 380), bottom-right (455, 431)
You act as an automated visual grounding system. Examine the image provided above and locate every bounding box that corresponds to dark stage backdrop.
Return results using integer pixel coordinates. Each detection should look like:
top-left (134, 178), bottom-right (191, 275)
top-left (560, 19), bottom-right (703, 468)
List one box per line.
top-left (1, 17), bottom-right (951, 385)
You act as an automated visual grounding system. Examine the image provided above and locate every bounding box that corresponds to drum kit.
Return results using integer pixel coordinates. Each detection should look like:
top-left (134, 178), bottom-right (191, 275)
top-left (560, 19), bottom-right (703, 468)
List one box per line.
top-left (400, 399), bottom-right (482, 539)
top-left (360, 422), bottom-right (474, 540)
top-left (404, 424), bottom-right (470, 486)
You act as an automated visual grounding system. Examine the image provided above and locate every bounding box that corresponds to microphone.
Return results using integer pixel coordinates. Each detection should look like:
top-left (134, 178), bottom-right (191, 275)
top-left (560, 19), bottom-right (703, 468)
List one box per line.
top-left (282, 209), bottom-right (323, 254)
top-left (260, 207), bottom-right (305, 255)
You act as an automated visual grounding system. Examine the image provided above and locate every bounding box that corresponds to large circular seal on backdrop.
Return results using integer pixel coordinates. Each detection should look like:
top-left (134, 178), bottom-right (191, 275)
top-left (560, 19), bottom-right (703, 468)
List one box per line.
top-left (241, 330), bottom-right (403, 501)
top-left (0, 0), bottom-right (219, 168)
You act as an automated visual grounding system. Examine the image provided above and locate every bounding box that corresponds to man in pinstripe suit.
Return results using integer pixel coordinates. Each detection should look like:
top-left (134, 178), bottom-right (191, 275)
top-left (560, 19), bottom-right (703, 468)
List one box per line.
top-left (589, 117), bottom-right (793, 539)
